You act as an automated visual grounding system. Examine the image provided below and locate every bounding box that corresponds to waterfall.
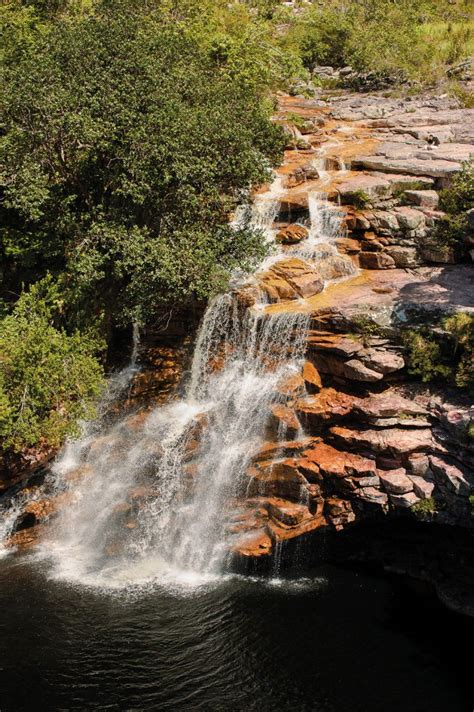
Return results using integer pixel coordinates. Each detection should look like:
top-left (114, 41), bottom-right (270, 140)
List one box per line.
top-left (40, 296), bottom-right (309, 588)
top-left (30, 177), bottom-right (311, 589)
top-left (2, 158), bottom-right (356, 588)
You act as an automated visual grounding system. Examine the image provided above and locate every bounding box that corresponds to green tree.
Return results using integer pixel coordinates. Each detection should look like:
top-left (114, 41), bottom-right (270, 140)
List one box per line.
top-left (0, 278), bottom-right (105, 452)
top-left (1, 0), bottom-right (285, 326)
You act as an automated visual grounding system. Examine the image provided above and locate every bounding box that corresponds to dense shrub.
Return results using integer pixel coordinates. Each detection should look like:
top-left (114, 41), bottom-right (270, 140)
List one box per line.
top-left (402, 312), bottom-right (474, 392)
top-left (0, 279), bottom-right (105, 452)
top-left (433, 159), bottom-right (474, 252)
top-left (280, 0), bottom-right (473, 86)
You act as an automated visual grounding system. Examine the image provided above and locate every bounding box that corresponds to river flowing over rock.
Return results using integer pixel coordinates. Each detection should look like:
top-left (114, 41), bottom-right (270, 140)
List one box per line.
top-left (1, 90), bottom-right (473, 604)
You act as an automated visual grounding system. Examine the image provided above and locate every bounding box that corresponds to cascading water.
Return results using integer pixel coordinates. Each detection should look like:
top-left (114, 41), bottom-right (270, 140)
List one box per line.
top-left (7, 153), bottom-right (354, 589)
top-left (41, 294), bottom-right (309, 588)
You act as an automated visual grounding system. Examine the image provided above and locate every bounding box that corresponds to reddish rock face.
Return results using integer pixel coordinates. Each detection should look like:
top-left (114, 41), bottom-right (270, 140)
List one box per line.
top-left (302, 361), bottom-right (323, 391)
top-left (259, 258), bottom-right (324, 302)
top-left (270, 404), bottom-right (301, 436)
top-left (302, 442), bottom-right (377, 478)
top-left (330, 426), bottom-right (433, 457)
top-left (232, 528), bottom-right (272, 558)
top-left (359, 252), bottom-right (396, 269)
top-left (276, 224), bottom-right (309, 244)
top-left (295, 389), bottom-right (354, 423)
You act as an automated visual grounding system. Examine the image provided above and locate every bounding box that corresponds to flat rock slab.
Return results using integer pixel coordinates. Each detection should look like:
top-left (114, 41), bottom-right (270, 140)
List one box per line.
top-left (264, 266), bottom-right (474, 323)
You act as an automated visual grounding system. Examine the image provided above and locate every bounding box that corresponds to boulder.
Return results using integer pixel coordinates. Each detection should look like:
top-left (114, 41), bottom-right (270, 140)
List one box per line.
top-left (429, 456), bottom-right (472, 496)
top-left (317, 255), bottom-right (356, 281)
top-left (260, 258), bottom-right (324, 301)
top-left (276, 224), bottom-right (309, 244)
top-left (335, 237), bottom-right (361, 254)
top-left (408, 475), bottom-right (435, 499)
top-left (343, 358), bottom-right (384, 382)
top-left (404, 190), bottom-right (439, 208)
top-left (353, 156), bottom-right (461, 179)
top-left (385, 246), bottom-right (419, 268)
top-left (379, 468), bottom-right (414, 494)
top-left (393, 206), bottom-right (426, 230)
top-left (389, 491), bottom-right (420, 508)
top-left (353, 392), bottom-right (428, 420)
top-left (358, 348), bottom-right (404, 374)
top-left (359, 252), bottom-right (396, 269)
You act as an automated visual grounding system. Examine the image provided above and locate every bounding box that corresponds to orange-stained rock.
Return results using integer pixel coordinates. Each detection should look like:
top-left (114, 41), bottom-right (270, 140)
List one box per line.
top-left (302, 361), bottom-right (322, 391)
top-left (275, 372), bottom-right (306, 397)
top-left (267, 512), bottom-right (327, 542)
top-left (296, 458), bottom-right (322, 483)
top-left (270, 404), bottom-right (301, 435)
top-left (251, 437), bottom-right (320, 463)
top-left (22, 491), bottom-right (72, 522)
top-left (266, 498), bottom-right (309, 526)
top-left (359, 252), bottom-right (396, 269)
top-left (335, 237), bottom-right (361, 254)
top-left (276, 224), bottom-right (309, 244)
top-left (259, 258), bottom-right (324, 302)
top-left (6, 526), bottom-right (42, 551)
top-left (303, 441), bottom-right (377, 478)
top-left (232, 528), bottom-right (273, 557)
top-left (295, 388), bottom-right (354, 422)
top-left (247, 459), bottom-right (308, 500)
top-left (330, 426), bottom-right (433, 457)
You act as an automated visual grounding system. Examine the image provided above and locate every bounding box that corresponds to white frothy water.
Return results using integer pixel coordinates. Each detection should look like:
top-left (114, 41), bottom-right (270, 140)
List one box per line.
top-left (40, 296), bottom-right (309, 589)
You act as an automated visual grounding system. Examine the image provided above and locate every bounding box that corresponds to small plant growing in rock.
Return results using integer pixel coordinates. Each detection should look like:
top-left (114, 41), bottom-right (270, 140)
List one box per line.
top-left (351, 190), bottom-right (371, 209)
top-left (442, 313), bottom-right (474, 390)
top-left (351, 316), bottom-right (384, 346)
top-left (411, 497), bottom-right (436, 516)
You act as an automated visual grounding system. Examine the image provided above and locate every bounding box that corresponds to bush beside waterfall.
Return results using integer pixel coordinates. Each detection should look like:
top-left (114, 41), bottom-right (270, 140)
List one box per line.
top-left (0, 279), bottom-right (105, 452)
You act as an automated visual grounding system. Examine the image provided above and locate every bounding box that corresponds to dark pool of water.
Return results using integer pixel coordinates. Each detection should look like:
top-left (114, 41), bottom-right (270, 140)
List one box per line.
top-left (0, 557), bottom-right (471, 712)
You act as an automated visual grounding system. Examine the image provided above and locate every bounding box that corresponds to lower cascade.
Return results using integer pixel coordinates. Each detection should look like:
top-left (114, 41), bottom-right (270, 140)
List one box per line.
top-left (43, 298), bottom-right (310, 588)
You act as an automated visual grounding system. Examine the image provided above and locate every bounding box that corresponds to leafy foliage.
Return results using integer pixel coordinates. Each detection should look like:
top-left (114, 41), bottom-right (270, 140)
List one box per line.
top-left (280, 0), bottom-right (473, 86)
top-left (433, 159), bottom-right (474, 252)
top-left (1, 0), bottom-right (286, 326)
top-left (0, 278), bottom-right (105, 452)
top-left (411, 497), bottom-right (436, 515)
top-left (402, 312), bottom-right (474, 392)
